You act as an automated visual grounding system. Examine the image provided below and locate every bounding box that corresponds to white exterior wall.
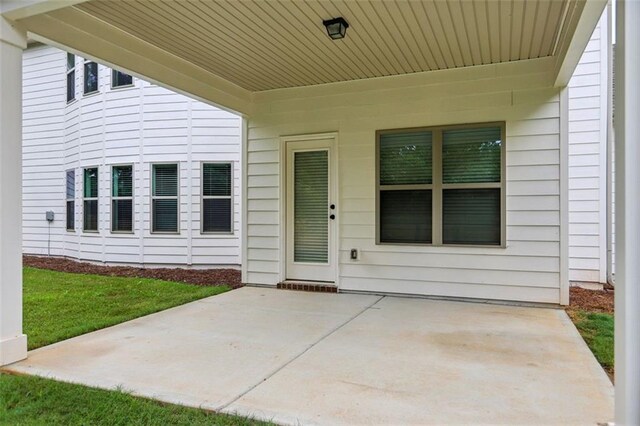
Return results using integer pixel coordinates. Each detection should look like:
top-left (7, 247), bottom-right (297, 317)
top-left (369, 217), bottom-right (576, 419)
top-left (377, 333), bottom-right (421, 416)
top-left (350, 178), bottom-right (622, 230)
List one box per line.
top-left (246, 58), bottom-right (566, 304)
top-left (567, 9), bottom-right (610, 283)
top-left (23, 44), bottom-right (242, 267)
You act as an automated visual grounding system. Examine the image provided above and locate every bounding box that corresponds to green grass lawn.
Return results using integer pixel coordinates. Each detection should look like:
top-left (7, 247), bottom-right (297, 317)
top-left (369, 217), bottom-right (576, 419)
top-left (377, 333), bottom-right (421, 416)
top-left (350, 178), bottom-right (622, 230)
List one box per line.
top-left (23, 267), bottom-right (229, 350)
top-left (571, 310), bottom-right (615, 375)
top-left (0, 267), bottom-right (258, 425)
top-left (0, 373), bottom-right (266, 425)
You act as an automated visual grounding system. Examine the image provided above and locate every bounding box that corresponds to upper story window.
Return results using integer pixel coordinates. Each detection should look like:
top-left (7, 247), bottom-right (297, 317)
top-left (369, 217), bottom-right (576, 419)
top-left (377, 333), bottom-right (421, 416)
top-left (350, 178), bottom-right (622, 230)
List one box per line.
top-left (377, 123), bottom-right (504, 247)
top-left (66, 170), bottom-right (75, 231)
top-left (66, 53), bottom-right (75, 103)
top-left (202, 163), bottom-right (233, 233)
top-left (111, 69), bottom-right (133, 88)
top-left (151, 164), bottom-right (179, 233)
top-left (112, 165), bottom-right (134, 233)
top-left (83, 59), bottom-right (99, 95)
top-left (83, 167), bottom-right (99, 232)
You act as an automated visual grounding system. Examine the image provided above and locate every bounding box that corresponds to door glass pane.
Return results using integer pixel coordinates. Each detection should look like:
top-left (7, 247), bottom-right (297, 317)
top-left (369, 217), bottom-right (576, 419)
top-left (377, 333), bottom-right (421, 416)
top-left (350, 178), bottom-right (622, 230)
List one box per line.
top-left (380, 190), bottom-right (432, 244)
top-left (443, 189), bottom-right (501, 245)
top-left (443, 127), bottom-right (501, 183)
top-left (379, 131), bottom-right (432, 185)
top-left (294, 150), bottom-right (328, 263)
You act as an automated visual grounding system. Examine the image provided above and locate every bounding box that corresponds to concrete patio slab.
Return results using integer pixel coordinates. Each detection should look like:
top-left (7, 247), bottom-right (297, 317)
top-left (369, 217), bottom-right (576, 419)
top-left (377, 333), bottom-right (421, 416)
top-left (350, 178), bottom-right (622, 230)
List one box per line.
top-left (5, 287), bottom-right (613, 425)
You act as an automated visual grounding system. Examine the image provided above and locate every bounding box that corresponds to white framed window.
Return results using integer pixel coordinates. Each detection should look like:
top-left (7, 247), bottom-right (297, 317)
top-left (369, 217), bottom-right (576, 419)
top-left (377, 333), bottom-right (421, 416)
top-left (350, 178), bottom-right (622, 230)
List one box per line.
top-left (83, 59), bottom-right (98, 95)
top-left (111, 69), bottom-right (133, 89)
top-left (66, 53), bottom-right (75, 103)
top-left (201, 162), bottom-right (233, 234)
top-left (83, 167), bottom-right (99, 232)
top-left (111, 165), bottom-right (134, 233)
top-left (66, 169), bottom-right (75, 231)
top-left (376, 122), bottom-right (505, 247)
top-left (151, 163), bottom-right (179, 233)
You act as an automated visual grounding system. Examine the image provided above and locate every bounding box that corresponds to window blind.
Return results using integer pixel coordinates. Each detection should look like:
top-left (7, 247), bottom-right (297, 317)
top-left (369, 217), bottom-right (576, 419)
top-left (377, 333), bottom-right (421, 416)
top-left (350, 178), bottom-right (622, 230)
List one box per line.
top-left (153, 164), bottom-right (178, 197)
top-left (152, 200), bottom-right (178, 233)
top-left (294, 151), bottom-right (328, 263)
top-left (152, 164), bottom-right (178, 233)
top-left (112, 165), bottom-right (133, 232)
top-left (443, 189), bottom-right (501, 245)
top-left (112, 166), bottom-right (133, 197)
top-left (83, 168), bottom-right (98, 231)
top-left (202, 163), bottom-right (232, 233)
top-left (380, 190), bottom-right (432, 244)
top-left (443, 127), bottom-right (501, 183)
top-left (84, 168), bottom-right (98, 198)
top-left (379, 131), bottom-right (432, 185)
top-left (66, 170), bottom-right (75, 231)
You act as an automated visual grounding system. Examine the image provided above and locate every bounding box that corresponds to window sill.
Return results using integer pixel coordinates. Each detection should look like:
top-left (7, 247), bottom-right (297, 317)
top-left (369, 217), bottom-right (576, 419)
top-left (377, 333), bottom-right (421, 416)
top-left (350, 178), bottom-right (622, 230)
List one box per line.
top-left (110, 231), bottom-right (135, 235)
top-left (82, 90), bottom-right (100, 98)
top-left (376, 242), bottom-right (506, 249)
top-left (110, 84), bottom-right (135, 91)
top-left (66, 98), bottom-right (78, 106)
top-left (200, 231), bottom-right (234, 236)
top-left (82, 230), bottom-right (99, 234)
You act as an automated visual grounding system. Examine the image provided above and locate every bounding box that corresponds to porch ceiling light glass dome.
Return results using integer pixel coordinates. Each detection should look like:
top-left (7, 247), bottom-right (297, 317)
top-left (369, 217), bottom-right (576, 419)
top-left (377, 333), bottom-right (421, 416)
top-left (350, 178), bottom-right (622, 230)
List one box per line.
top-left (323, 17), bottom-right (349, 40)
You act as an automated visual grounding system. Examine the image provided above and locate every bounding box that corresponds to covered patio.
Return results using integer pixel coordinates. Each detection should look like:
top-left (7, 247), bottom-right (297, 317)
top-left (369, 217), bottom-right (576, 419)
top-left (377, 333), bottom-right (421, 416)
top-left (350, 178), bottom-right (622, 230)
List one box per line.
top-left (5, 287), bottom-right (613, 425)
top-left (1, 0), bottom-right (638, 424)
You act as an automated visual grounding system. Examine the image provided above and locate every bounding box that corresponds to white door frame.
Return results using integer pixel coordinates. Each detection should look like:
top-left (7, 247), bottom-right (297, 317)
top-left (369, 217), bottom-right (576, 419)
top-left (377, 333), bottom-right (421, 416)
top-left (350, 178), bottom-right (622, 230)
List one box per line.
top-left (279, 132), bottom-right (339, 285)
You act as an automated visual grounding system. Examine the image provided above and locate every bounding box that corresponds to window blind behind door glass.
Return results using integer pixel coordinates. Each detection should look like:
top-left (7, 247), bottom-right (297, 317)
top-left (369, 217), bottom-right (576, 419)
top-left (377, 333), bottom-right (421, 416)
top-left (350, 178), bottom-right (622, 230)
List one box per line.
top-left (294, 151), bottom-right (328, 263)
top-left (442, 127), bottom-right (501, 183)
top-left (380, 131), bottom-right (432, 185)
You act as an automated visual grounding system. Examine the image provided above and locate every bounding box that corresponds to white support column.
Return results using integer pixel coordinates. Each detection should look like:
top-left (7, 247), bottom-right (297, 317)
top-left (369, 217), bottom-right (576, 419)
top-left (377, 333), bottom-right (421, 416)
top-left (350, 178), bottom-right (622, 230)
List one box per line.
top-left (615, 1), bottom-right (640, 424)
top-left (0, 16), bottom-right (27, 366)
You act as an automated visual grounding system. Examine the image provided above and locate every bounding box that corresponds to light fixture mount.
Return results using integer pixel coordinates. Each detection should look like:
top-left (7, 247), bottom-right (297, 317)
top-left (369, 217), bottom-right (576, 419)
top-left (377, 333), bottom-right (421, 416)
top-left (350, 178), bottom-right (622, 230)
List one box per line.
top-left (323, 17), bottom-right (349, 40)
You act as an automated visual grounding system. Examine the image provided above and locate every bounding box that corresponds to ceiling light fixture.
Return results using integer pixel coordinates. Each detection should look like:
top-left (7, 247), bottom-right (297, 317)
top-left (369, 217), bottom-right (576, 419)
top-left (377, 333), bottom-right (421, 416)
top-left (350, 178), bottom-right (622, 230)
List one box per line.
top-left (323, 17), bottom-right (349, 40)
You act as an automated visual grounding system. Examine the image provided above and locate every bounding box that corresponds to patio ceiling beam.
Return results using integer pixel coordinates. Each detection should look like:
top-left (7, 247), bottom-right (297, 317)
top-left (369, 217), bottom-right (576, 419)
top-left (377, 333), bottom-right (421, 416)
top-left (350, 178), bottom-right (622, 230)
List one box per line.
top-left (0, 0), bottom-right (88, 20)
top-left (15, 7), bottom-right (253, 116)
top-left (553, 0), bottom-right (607, 87)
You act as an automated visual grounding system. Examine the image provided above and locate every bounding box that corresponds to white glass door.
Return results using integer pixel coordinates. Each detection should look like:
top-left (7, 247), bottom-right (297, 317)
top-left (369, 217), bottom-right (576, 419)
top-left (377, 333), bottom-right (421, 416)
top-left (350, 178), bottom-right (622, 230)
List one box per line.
top-left (286, 138), bottom-right (336, 282)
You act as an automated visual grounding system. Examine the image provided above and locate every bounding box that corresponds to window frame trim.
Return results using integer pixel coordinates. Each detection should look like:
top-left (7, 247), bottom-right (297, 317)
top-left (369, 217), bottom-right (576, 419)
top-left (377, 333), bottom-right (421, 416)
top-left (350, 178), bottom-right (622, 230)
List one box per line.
top-left (65, 169), bottom-right (75, 232)
top-left (200, 161), bottom-right (234, 235)
top-left (82, 166), bottom-right (99, 233)
top-left (110, 163), bottom-right (135, 234)
top-left (110, 69), bottom-right (134, 90)
top-left (82, 58), bottom-right (99, 96)
top-left (150, 162), bottom-right (180, 235)
top-left (375, 121), bottom-right (506, 248)
top-left (66, 53), bottom-right (76, 104)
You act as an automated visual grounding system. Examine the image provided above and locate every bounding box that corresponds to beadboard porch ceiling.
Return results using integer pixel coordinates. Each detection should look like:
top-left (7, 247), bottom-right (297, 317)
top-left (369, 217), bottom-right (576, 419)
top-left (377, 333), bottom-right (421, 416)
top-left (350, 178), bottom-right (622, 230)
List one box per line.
top-left (77, 0), bottom-right (581, 92)
top-left (9, 0), bottom-right (606, 113)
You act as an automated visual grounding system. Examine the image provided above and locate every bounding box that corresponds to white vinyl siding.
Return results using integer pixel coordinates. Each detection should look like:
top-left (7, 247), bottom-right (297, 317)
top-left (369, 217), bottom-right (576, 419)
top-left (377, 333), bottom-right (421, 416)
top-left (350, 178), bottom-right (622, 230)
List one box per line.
top-left (567, 10), bottom-right (609, 283)
top-left (22, 44), bottom-right (242, 267)
top-left (246, 58), bottom-right (564, 304)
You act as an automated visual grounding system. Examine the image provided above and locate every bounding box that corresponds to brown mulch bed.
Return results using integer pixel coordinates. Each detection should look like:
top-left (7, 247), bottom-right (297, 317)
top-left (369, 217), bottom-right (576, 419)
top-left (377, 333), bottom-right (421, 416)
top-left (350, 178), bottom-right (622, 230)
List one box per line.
top-left (567, 286), bottom-right (614, 314)
top-left (24, 255), bottom-right (242, 289)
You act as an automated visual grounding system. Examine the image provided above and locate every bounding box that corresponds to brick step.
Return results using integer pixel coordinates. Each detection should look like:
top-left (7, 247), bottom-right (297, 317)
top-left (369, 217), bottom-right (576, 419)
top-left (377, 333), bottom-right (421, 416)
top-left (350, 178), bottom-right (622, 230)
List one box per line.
top-left (277, 281), bottom-right (338, 293)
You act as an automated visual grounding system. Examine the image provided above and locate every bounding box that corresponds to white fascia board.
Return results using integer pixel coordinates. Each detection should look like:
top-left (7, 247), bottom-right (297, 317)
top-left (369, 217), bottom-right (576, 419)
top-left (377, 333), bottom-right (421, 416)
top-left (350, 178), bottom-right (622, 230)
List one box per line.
top-left (0, 0), bottom-right (87, 20)
top-left (19, 7), bottom-right (253, 116)
top-left (554, 0), bottom-right (608, 87)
